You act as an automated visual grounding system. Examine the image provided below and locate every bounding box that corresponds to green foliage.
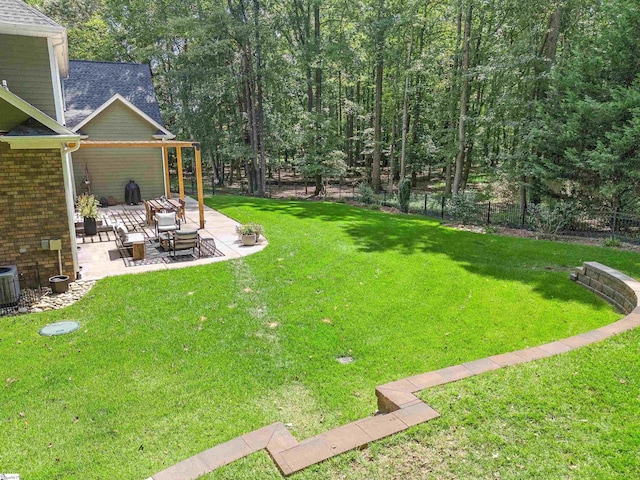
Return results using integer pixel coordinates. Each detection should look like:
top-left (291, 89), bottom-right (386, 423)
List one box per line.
top-left (35, 0), bottom-right (640, 210)
top-left (532, 0), bottom-right (640, 208)
top-left (450, 191), bottom-right (480, 225)
top-left (357, 182), bottom-right (376, 205)
top-left (397, 178), bottom-right (411, 213)
top-left (527, 200), bottom-right (580, 236)
top-left (76, 194), bottom-right (99, 219)
top-left (237, 222), bottom-right (264, 239)
top-left (604, 237), bottom-right (622, 248)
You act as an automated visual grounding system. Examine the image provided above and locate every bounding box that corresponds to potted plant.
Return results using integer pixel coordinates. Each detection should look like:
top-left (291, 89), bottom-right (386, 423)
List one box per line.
top-left (237, 223), bottom-right (263, 246)
top-left (77, 193), bottom-right (100, 236)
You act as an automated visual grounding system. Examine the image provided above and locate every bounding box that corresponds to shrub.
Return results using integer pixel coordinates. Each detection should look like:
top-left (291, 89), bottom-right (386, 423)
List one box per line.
top-left (77, 194), bottom-right (100, 219)
top-left (528, 200), bottom-right (579, 236)
top-left (603, 237), bottom-right (621, 248)
top-left (450, 191), bottom-right (480, 224)
top-left (397, 178), bottom-right (411, 213)
top-left (358, 182), bottom-right (375, 205)
top-left (237, 223), bottom-right (264, 239)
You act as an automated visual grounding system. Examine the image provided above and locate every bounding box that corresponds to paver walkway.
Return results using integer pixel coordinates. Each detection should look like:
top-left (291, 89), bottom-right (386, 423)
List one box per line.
top-left (147, 262), bottom-right (640, 479)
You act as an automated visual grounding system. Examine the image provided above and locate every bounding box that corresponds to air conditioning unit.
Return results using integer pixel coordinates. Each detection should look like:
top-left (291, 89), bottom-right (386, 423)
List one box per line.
top-left (0, 265), bottom-right (21, 307)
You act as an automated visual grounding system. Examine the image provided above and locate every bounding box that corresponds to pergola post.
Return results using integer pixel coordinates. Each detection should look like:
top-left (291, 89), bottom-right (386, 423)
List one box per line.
top-left (78, 140), bottom-right (206, 229)
top-left (162, 147), bottom-right (171, 198)
top-left (176, 147), bottom-right (185, 200)
top-left (194, 143), bottom-right (205, 229)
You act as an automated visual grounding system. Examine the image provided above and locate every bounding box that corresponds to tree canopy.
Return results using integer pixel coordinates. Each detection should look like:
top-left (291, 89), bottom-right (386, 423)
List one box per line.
top-left (31, 0), bottom-right (640, 208)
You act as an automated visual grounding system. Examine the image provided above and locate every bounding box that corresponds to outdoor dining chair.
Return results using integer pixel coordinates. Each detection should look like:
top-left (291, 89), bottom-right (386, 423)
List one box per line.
top-left (154, 211), bottom-right (180, 238)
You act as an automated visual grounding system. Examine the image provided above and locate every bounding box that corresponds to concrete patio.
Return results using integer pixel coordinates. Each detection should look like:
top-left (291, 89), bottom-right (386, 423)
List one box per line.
top-left (76, 197), bottom-right (266, 280)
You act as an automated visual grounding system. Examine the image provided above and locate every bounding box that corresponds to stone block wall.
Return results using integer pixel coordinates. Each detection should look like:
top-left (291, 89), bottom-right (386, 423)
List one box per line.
top-left (571, 261), bottom-right (639, 314)
top-left (0, 143), bottom-right (75, 284)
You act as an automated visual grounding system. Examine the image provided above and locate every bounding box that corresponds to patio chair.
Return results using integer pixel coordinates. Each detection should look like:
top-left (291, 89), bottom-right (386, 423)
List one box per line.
top-left (177, 198), bottom-right (186, 222)
top-left (154, 211), bottom-right (180, 238)
top-left (171, 229), bottom-right (200, 257)
top-left (143, 200), bottom-right (153, 225)
top-left (114, 222), bottom-right (146, 259)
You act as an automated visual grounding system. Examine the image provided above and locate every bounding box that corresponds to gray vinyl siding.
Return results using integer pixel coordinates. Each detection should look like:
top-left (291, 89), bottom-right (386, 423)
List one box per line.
top-left (80, 101), bottom-right (160, 140)
top-left (0, 34), bottom-right (57, 118)
top-left (72, 148), bottom-right (164, 202)
top-left (71, 100), bottom-right (164, 202)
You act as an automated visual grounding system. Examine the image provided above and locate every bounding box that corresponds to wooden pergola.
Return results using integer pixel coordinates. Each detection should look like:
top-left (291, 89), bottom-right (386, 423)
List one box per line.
top-left (79, 140), bottom-right (206, 229)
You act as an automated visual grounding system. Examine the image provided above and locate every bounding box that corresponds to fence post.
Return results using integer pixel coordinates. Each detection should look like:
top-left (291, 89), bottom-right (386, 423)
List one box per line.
top-left (611, 208), bottom-right (618, 240)
top-left (441, 196), bottom-right (445, 219)
top-left (487, 201), bottom-right (491, 224)
top-left (521, 204), bottom-right (526, 228)
top-left (211, 175), bottom-right (215, 195)
top-left (424, 193), bottom-right (427, 215)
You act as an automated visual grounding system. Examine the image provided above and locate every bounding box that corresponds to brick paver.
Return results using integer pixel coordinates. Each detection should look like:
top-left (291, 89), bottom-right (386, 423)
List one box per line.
top-left (148, 262), bottom-right (640, 479)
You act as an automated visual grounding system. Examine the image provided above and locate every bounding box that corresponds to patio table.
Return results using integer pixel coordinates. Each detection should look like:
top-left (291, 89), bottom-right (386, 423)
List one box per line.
top-left (148, 198), bottom-right (181, 216)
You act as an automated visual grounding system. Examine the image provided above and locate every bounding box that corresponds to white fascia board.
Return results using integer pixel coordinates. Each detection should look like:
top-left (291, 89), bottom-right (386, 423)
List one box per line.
top-left (72, 93), bottom-right (175, 138)
top-left (0, 23), bottom-right (65, 36)
top-left (0, 86), bottom-right (74, 135)
top-left (47, 37), bottom-right (65, 124)
top-left (0, 134), bottom-right (80, 149)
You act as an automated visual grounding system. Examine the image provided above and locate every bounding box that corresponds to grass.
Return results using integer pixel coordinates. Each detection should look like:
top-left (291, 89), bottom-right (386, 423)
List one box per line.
top-left (1, 196), bottom-right (639, 479)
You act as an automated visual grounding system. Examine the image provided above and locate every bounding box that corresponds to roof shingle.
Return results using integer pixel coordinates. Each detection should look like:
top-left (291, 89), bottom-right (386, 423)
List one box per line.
top-left (0, 0), bottom-right (63, 30)
top-left (63, 60), bottom-right (165, 129)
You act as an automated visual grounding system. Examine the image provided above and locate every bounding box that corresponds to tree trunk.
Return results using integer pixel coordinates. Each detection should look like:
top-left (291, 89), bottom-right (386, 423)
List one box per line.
top-left (453, 2), bottom-right (472, 195)
top-left (356, 80), bottom-right (362, 165)
top-left (254, 0), bottom-right (266, 196)
top-left (346, 86), bottom-right (354, 167)
top-left (445, 164), bottom-right (452, 195)
top-left (372, 0), bottom-right (384, 191)
top-left (313, 1), bottom-right (324, 196)
top-left (373, 47), bottom-right (383, 190)
top-left (388, 113), bottom-right (397, 192)
top-left (400, 36), bottom-right (413, 180)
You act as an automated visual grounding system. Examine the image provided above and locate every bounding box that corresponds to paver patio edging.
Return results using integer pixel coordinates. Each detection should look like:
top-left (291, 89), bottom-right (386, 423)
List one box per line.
top-left (147, 262), bottom-right (640, 479)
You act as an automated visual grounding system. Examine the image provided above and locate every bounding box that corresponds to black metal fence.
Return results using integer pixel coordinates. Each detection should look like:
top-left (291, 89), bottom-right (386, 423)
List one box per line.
top-left (172, 172), bottom-right (640, 244)
top-left (0, 264), bottom-right (44, 317)
top-left (400, 194), bottom-right (640, 243)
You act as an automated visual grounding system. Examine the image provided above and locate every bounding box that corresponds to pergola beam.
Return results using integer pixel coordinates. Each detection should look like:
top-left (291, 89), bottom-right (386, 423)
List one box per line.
top-left (79, 140), bottom-right (199, 148)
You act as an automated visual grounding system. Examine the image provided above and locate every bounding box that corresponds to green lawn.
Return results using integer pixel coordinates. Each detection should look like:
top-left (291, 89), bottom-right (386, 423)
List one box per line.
top-left (1, 196), bottom-right (639, 479)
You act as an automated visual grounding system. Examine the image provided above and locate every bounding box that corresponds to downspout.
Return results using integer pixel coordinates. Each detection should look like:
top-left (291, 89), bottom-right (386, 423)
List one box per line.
top-left (61, 141), bottom-right (81, 278)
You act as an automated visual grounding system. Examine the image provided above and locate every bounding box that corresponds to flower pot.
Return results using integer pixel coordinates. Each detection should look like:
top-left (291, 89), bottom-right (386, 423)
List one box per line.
top-left (241, 233), bottom-right (257, 246)
top-left (83, 217), bottom-right (97, 236)
top-left (49, 275), bottom-right (69, 294)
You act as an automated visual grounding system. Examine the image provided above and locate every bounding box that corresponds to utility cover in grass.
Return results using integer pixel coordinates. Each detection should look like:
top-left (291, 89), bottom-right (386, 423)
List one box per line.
top-left (39, 321), bottom-right (80, 336)
top-left (337, 356), bottom-right (354, 364)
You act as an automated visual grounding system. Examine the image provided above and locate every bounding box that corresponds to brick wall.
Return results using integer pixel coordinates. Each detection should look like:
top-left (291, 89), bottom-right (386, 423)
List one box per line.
top-left (0, 143), bottom-right (75, 284)
top-left (571, 261), bottom-right (638, 314)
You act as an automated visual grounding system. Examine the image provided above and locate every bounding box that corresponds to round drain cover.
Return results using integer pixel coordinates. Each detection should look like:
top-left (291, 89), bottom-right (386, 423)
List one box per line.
top-left (39, 321), bottom-right (80, 336)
